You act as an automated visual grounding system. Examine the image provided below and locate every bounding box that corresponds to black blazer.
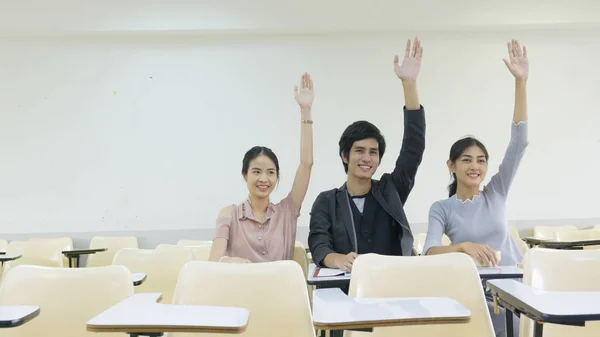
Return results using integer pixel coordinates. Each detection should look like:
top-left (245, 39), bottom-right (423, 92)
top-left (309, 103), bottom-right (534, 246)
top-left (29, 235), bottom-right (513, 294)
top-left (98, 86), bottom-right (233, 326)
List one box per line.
top-left (308, 106), bottom-right (426, 266)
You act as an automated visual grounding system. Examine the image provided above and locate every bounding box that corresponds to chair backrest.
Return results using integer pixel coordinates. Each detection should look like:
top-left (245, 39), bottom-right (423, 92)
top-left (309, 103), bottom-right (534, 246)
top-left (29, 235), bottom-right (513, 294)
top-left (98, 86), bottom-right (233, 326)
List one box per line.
top-left (113, 248), bottom-right (193, 304)
top-left (509, 226), bottom-right (529, 255)
top-left (347, 253), bottom-right (495, 337)
top-left (176, 239), bottom-right (212, 247)
top-left (2, 240), bottom-right (64, 279)
top-left (0, 239), bottom-right (7, 253)
top-left (519, 248), bottom-right (600, 337)
top-left (532, 225), bottom-right (577, 239)
top-left (292, 241), bottom-right (308, 277)
top-left (29, 237), bottom-right (73, 266)
top-left (86, 236), bottom-right (139, 267)
top-left (6, 240), bottom-right (26, 255)
top-left (594, 224), bottom-right (600, 230)
top-left (0, 265), bottom-right (133, 337)
top-left (171, 260), bottom-right (315, 337)
top-left (441, 234), bottom-right (452, 246)
top-left (156, 243), bottom-right (211, 261)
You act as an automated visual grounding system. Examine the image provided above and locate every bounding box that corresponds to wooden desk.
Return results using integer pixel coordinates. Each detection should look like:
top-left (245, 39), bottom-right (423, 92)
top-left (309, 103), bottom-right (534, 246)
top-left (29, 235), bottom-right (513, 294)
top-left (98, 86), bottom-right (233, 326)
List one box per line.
top-left (0, 306), bottom-right (40, 328)
top-left (312, 288), bottom-right (471, 331)
top-left (87, 293), bottom-right (249, 336)
top-left (487, 279), bottom-right (600, 337)
top-left (62, 248), bottom-right (107, 268)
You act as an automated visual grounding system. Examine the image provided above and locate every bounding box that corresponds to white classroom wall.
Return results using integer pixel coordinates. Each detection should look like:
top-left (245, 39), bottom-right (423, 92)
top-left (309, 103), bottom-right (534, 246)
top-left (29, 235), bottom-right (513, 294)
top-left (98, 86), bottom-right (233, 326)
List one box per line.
top-left (0, 1), bottom-right (599, 235)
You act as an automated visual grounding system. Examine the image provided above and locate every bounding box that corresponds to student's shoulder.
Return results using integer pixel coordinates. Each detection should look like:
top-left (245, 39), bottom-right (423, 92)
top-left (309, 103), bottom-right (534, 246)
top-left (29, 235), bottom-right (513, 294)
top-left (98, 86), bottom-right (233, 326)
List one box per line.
top-left (429, 197), bottom-right (454, 212)
top-left (217, 204), bottom-right (236, 218)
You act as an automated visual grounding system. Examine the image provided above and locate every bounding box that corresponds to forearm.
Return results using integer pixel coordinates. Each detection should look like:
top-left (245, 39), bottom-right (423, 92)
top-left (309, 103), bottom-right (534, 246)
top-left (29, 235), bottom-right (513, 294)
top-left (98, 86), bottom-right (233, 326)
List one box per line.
top-left (426, 244), bottom-right (464, 255)
top-left (323, 252), bottom-right (343, 268)
top-left (300, 107), bottom-right (314, 167)
top-left (513, 79), bottom-right (527, 123)
top-left (402, 80), bottom-right (420, 110)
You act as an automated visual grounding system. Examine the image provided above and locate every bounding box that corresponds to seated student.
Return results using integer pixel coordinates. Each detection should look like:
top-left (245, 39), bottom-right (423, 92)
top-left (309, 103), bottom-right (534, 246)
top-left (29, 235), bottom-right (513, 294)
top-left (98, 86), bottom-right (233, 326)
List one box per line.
top-left (208, 73), bottom-right (315, 263)
top-left (308, 37), bottom-right (426, 272)
top-left (422, 40), bottom-right (529, 337)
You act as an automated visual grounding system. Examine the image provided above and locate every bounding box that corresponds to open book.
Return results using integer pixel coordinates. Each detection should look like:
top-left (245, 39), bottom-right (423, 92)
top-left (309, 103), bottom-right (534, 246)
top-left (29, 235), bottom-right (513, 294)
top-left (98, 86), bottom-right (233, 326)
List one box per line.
top-left (312, 267), bottom-right (351, 278)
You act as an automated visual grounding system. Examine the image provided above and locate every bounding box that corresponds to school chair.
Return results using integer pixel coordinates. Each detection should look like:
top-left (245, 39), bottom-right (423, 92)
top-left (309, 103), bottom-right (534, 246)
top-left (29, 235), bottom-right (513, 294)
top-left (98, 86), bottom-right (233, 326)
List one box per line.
top-left (177, 239), bottom-right (212, 247)
top-left (112, 247), bottom-right (193, 304)
top-left (0, 239), bottom-right (7, 253)
top-left (28, 237), bottom-right (73, 267)
top-left (6, 240), bottom-right (26, 255)
top-left (594, 225), bottom-right (600, 230)
top-left (156, 243), bottom-right (211, 261)
top-left (170, 260), bottom-right (315, 337)
top-left (86, 236), bottom-right (138, 267)
top-left (0, 264), bottom-right (133, 337)
top-left (519, 248), bottom-right (600, 337)
top-left (413, 233), bottom-right (427, 255)
top-left (509, 226), bottom-right (529, 255)
top-left (532, 225), bottom-right (577, 239)
top-left (1, 240), bottom-right (64, 280)
top-left (346, 253), bottom-right (496, 337)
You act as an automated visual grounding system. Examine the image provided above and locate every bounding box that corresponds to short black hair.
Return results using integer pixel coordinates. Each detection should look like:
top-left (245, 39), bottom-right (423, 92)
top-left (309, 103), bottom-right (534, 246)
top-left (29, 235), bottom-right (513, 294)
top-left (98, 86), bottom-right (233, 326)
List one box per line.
top-left (338, 121), bottom-right (386, 173)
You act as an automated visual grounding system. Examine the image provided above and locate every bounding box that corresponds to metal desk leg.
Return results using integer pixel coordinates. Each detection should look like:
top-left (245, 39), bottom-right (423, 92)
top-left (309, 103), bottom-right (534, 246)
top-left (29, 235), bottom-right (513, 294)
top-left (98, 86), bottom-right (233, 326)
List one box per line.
top-left (505, 309), bottom-right (514, 337)
top-left (534, 321), bottom-right (544, 337)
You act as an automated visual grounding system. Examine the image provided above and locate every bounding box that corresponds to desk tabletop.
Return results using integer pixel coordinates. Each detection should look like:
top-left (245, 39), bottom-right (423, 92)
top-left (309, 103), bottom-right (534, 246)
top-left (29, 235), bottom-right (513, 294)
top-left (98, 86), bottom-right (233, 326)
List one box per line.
top-left (0, 254), bottom-right (21, 262)
top-left (487, 279), bottom-right (600, 324)
top-left (522, 237), bottom-right (600, 248)
top-left (87, 293), bottom-right (249, 334)
top-left (478, 266), bottom-right (523, 279)
top-left (312, 288), bottom-right (471, 330)
top-left (132, 273), bottom-right (147, 286)
top-left (0, 306), bottom-right (40, 328)
top-left (62, 248), bottom-right (107, 256)
top-left (307, 263), bottom-right (350, 287)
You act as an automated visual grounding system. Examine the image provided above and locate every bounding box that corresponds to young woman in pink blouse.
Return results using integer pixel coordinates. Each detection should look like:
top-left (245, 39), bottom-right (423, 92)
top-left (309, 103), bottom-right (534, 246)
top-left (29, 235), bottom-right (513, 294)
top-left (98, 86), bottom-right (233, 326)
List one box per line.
top-left (208, 73), bottom-right (315, 263)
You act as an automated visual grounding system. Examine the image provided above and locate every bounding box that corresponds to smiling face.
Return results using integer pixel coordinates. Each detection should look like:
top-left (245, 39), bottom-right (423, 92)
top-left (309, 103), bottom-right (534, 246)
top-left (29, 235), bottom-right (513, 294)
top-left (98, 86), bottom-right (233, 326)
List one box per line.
top-left (342, 138), bottom-right (380, 180)
top-left (448, 145), bottom-right (488, 190)
top-left (243, 154), bottom-right (278, 200)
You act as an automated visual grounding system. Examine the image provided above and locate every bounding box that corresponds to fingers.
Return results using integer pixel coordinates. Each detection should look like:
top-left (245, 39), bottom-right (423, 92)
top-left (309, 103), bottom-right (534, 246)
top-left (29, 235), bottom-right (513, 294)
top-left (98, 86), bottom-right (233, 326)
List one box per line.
top-left (404, 39), bottom-right (411, 58)
top-left (483, 246), bottom-right (498, 267)
top-left (522, 45), bottom-right (528, 58)
top-left (308, 73), bottom-right (313, 92)
top-left (514, 40), bottom-right (523, 58)
top-left (412, 36), bottom-right (420, 58)
top-left (416, 45), bottom-right (423, 61)
top-left (348, 252), bottom-right (358, 259)
top-left (476, 251), bottom-right (491, 267)
top-left (294, 86), bottom-right (298, 96)
top-left (502, 58), bottom-right (512, 70)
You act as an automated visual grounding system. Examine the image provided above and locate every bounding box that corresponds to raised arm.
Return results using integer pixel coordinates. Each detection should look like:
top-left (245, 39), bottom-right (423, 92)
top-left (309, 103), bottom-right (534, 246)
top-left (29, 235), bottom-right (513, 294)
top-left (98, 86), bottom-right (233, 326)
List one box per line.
top-left (290, 73), bottom-right (315, 210)
top-left (487, 40), bottom-right (529, 196)
top-left (391, 37), bottom-right (426, 204)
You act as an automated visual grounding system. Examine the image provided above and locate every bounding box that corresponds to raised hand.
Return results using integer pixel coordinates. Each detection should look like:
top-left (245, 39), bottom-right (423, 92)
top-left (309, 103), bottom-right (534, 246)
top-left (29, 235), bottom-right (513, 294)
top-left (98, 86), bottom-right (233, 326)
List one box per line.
top-left (294, 72), bottom-right (314, 110)
top-left (503, 39), bottom-right (529, 81)
top-left (394, 37), bottom-right (423, 83)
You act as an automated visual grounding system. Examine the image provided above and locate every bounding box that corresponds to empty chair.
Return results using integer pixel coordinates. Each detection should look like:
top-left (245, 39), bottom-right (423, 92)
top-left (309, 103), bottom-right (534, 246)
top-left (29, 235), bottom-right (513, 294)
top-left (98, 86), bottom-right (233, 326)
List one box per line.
top-left (171, 260), bottom-right (315, 337)
top-left (2, 240), bottom-right (64, 279)
top-left (441, 234), bottom-right (452, 246)
top-left (509, 226), bottom-right (528, 255)
top-left (29, 237), bottom-right (73, 267)
top-left (532, 225), bottom-right (577, 239)
top-left (553, 229), bottom-right (600, 250)
top-left (177, 239), bottom-right (212, 247)
top-left (86, 236), bottom-right (138, 267)
top-left (413, 233), bottom-right (427, 255)
top-left (0, 264), bottom-right (133, 337)
top-left (0, 240), bottom-right (7, 253)
top-left (6, 240), bottom-right (26, 255)
top-left (519, 248), bottom-right (600, 337)
top-left (347, 253), bottom-right (495, 337)
top-left (594, 224), bottom-right (600, 230)
top-left (113, 247), bottom-right (193, 304)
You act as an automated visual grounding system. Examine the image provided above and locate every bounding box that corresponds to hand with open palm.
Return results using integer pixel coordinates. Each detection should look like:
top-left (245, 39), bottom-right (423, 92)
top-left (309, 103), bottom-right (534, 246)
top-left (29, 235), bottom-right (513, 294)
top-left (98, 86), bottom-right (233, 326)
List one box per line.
top-left (394, 37), bottom-right (423, 83)
top-left (503, 39), bottom-right (528, 81)
top-left (294, 72), bottom-right (314, 111)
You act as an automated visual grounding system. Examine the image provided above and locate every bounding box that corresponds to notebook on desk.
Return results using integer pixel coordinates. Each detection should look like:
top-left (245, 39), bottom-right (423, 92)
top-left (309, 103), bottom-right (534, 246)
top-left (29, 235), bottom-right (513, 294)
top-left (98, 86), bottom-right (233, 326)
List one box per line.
top-left (312, 267), bottom-right (351, 278)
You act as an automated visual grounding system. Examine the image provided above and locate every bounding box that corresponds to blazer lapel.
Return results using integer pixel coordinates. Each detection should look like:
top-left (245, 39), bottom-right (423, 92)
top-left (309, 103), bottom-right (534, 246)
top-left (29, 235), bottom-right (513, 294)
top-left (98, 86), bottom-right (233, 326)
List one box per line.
top-left (336, 185), bottom-right (357, 252)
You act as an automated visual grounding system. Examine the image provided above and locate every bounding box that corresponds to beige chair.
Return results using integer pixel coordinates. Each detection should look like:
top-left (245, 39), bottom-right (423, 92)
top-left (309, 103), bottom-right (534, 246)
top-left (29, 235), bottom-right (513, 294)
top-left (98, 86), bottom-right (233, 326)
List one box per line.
top-left (0, 240), bottom-right (7, 253)
top-left (156, 243), bottom-right (211, 261)
top-left (594, 225), bottom-right (600, 230)
top-left (346, 253), bottom-right (495, 337)
top-left (2, 240), bottom-right (64, 279)
top-left (532, 225), bottom-right (577, 239)
top-left (28, 237), bottom-right (73, 267)
top-left (441, 234), bottom-right (452, 246)
top-left (171, 260), bottom-right (315, 337)
top-left (553, 229), bottom-right (600, 250)
top-left (177, 239), bottom-right (212, 247)
top-left (519, 248), bottom-right (600, 337)
top-left (113, 247), bottom-right (193, 304)
top-left (86, 236), bottom-right (138, 267)
top-left (6, 240), bottom-right (26, 255)
top-left (508, 226), bottom-right (529, 255)
top-left (0, 264), bottom-right (133, 337)
top-left (413, 233), bottom-right (427, 255)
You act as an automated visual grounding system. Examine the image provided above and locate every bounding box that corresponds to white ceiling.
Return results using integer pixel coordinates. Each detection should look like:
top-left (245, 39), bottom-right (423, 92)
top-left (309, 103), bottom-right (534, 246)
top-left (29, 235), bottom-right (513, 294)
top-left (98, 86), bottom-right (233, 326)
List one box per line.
top-left (1, 0), bottom-right (600, 36)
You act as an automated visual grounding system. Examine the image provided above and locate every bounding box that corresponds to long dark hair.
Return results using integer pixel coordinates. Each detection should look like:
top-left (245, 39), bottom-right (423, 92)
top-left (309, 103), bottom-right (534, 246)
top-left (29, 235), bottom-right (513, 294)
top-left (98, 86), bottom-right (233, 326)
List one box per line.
top-left (241, 146), bottom-right (280, 178)
top-left (447, 137), bottom-right (489, 197)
